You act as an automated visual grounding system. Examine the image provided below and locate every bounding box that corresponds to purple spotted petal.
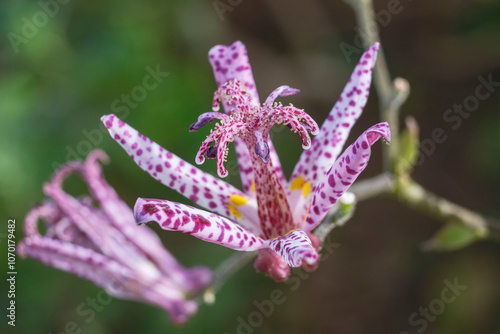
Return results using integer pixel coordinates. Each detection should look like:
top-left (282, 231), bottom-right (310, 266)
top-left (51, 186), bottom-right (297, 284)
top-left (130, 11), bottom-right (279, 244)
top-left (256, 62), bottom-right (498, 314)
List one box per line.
top-left (101, 114), bottom-right (261, 233)
top-left (268, 230), bottom-right (319, 268)
top-left (304, 122), bottom-right (391, 231)
top-left (291, 43), bottom-right (380, 190)
top-left (209, 41), bottom-right (260, 106)
top-left (135, 198), bottom-right (268, 252)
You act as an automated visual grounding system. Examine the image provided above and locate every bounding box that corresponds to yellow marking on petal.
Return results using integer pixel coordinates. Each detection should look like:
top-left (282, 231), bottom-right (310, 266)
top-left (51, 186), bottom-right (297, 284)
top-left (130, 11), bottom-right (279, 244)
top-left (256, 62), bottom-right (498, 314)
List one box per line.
top-left (227, 204), bottom-right (242, 218)
top-left (302, 181), bottom-right (311, 197)
top-left (251, 181), bottom-right (256, 192)
top-left (291, 176), bottom-right (311, 197)
top-left (290, 176), bottom-right (306, 191)
top-left (230, 194), bottom-right (248, 206)
top-left (286, 229), bottom-right (297, 236)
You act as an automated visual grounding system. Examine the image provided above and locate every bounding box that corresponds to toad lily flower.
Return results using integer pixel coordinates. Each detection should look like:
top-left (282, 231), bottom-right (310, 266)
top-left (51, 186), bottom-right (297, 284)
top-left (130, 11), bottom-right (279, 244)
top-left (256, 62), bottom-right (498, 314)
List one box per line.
top-left (18, 150), bottom-right (211, 324)
top-left (101, 41), bottom-right (390, 281)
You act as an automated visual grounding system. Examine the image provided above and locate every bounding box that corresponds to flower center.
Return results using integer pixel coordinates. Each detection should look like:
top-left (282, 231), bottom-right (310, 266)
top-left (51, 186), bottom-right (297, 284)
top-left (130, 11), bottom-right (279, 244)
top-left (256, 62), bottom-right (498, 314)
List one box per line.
top-left (191, 80), bottom-right (319, 238)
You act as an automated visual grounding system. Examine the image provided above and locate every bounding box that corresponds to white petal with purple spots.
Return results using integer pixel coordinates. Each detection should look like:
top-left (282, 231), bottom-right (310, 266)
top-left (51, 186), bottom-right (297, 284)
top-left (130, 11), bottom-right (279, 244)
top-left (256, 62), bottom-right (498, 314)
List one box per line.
top-left (135, 198), bottom-right (268, 251)
top-left (304, 122), bottom-right (391, 231)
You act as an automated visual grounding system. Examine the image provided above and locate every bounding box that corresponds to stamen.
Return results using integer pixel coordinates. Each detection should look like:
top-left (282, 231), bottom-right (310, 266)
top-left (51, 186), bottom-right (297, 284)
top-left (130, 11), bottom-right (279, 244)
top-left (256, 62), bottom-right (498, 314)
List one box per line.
top-left (264, 85), bottom-right (300, 107)
top-left (189, 117), bottom-right (213, 132)
top-left (254, 130), bottom-right (269, 163)
top-left (206, 145), bottom-right (218, 159)
top-left (194, 79), bottom-right (319, 176)
top-left (212, 80), bottom-right (254, 114)
top-left (189, 112), bottom-right (229, 132)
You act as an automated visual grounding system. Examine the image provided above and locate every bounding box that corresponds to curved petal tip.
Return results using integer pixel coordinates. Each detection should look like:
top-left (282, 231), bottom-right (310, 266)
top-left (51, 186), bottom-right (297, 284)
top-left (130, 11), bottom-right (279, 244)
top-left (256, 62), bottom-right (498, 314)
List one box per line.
top-left (366, 122), bottom-right (391, 145)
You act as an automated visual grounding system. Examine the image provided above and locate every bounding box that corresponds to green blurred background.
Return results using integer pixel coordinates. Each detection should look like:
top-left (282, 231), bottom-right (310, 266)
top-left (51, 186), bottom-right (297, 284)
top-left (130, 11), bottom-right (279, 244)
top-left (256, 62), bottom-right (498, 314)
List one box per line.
top-left (1, 0), bottom-right (500, 333)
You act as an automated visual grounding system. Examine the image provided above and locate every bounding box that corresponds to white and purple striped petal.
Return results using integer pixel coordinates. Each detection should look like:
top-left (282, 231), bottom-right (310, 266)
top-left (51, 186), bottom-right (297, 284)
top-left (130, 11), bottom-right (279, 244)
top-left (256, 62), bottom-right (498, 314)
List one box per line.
top-left (42, 156), bottom-right (162, 273)
top-left (135, 198), bottom-right (268, 251)
top-left (304, 122), bottom-right (391, 231)
top-left (268, 230), bottom-right (319, 268)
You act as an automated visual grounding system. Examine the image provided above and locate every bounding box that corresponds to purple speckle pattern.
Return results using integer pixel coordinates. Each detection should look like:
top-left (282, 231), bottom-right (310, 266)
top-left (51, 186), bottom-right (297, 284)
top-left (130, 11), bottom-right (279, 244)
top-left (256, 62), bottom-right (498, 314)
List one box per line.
top-left (17, 150), bottom-right (212, 324)
top-left (135, 198), bottom-right (267, 251)
top-left (209, 41), bottom-right (259, 105)
top-left (291, 43), bottom-right (379, 187)
top-left (101, 114), bottom-right (261, 235)
top-left (304, 122), bottom-right (391, 230)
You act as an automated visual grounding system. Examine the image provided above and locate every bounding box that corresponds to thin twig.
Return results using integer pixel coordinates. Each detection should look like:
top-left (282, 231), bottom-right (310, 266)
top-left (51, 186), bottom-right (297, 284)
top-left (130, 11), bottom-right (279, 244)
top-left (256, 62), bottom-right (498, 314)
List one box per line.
top-left (394, 178), bottom-right (489, 236)
top-left (386, 78), bottom-right (410, 163)
top-left (348, 172), bottom-right (394, 201)
top-left (343, 0), bottom-right (393, 102)
top-left (345, 172), bottom-right (495, 238)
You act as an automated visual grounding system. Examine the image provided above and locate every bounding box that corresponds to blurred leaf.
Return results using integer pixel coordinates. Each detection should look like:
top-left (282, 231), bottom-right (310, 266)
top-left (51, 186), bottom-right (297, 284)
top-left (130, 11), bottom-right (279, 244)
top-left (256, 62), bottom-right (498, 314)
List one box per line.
top-left (422, 221), bottom-right (480, 252)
